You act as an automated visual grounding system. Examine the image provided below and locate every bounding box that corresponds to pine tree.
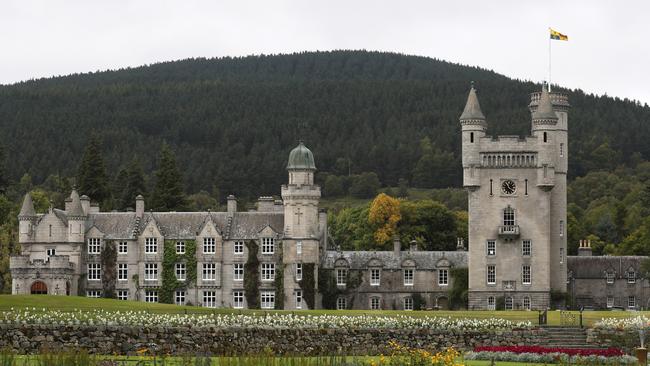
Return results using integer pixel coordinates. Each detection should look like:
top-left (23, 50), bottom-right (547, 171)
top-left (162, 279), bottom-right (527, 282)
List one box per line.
top-left (0, 144), bottom-right (7, 194)
top-left (120, 158), bottom-right (147, 209)
top-left (151, 144), bottom-right (186, 211)
top-left (77, 135), bottom-right (110, 206)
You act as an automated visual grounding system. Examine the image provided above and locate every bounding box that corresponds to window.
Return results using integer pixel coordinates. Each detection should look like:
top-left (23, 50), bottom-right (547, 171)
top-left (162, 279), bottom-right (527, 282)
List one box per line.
top-left (295, 290), bottom-right (303, 309)
top-left (629, 296), bottom-right (636, 309)
top-left (470, 132), bottom-right (474, 143)
top-left (145, 263), bottom-right (158, 281)
top-left (370, 269), bottom-right (381, 286)
top-left (560, 143), bottom-right (564, 157)
top-left (145, 237), bottom-right (158, 254)
top-left (176, 263), bottom-right (186, 281)
top-left (203, 237), bottom-right (216, 254)
top-left (524, 179), bottom-right (528, 195)
top-left (543, 131), bottom-right (547, 143)
top-left (261, 291), bottom-right (275, 309)
top-left (46, 248), bottom-right (56, 259)
top-left (559, 220), bottom-right (564, 237)
top-left (118, 241), bottom-right (128, 254)
top-left (505, 296), bottom-right (513, 310)
top-left (370, 297), bottom-right (381, 310)
top-left (88, 238), bottom-right (101, 254)
top-left (86, 290), bottom-right (101, 298)
top-left (606, 296), bottom-right (614, 308)
top-left (503, 207), bottom-right (515, 226)
top-left (262, 237), bottom-right (275, 254)
top-left (522, 265), bottom-right (531, 285)
top-left (233, 263), bottom-right (244, 281)
top-left (404, 297), bottom-right (413, 311)
top-left (487, 265), bottom-right (496, 285)
top-left (295, 263), bottom-right (303, 281)
top-left (202, 263), bottom-right (216, 281)
top-left (88, 263), bottom-right (101, 280)
top-left (606, 272), bottom-right (614, 284)
top-left (203, 291), bottom-right (217, 308)
top-left (175, 290), bottom-right (185, 306)
top-left (523, 296), bottom-right (531, 310)
top-left (628, 270), bottom-right (636, 284)
top-left (336, 269), bottom-right (347, 286)
top-left (487, 296), bottom-right (496, 310)
top-left (336, 297), bottom-right (347, 310)
top-left (176, 241), bottom-right (185, 254)
top-left (233, 291), bottom-right (244, 309)
top-left (261, 263), bottom-right (275, 281)
top-left (145, 290), bottom-right (158, 303)
top-left (560, 248), bottom-right (564, 264)
top-left (296, 241), bottom-right (302, 255)
top-left (522, 240), bottom-right (531, 256)
top-left (486, 240), bottom-right (496, 256)
top-left (403, 269), bottom-right (414, 286)
top-left (489, 179), bottom-right (493, 196)
top-left (438, 269), bottom-right (449, 286)
top-left (118, 263), bottom-right (128, 281)
top-left (234, 241), bottom-right (244, 255)
top-left (117, 290), bottom-right (128, 301)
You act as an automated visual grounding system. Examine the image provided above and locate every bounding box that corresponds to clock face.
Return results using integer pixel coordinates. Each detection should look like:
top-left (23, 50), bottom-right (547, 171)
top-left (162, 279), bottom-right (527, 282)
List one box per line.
top-left (501, 180), bottom-right (516, 195)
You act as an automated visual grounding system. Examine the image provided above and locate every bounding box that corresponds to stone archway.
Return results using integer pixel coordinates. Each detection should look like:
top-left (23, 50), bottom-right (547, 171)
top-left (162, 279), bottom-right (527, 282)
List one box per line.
top-left (30, 281), bottom-right (48, 295)
top-left (437, 296), bottom-right (449, 310)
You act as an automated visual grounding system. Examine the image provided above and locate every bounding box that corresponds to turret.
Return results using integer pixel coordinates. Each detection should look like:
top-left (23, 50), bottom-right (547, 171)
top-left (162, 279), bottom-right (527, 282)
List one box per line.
top-left (18, 193), bottom-right (37, 242)
top-left (66, 188), bottom-right (86, 243)
top-left (460, 83), bottom-right (487, 188)
top-left (281, 141), bottom-right (320, 238)
top-left (286, 141), bottom-right (316, 186)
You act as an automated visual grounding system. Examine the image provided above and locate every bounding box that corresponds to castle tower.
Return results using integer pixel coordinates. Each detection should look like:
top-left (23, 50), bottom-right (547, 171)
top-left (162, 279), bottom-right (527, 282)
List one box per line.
top-left (281, 141), bottom-right (321, 309)
top-left (463, 84), bottom-right (569, 310)
top-left (18, 193), bottom-right (37, 243)
top-left (66, 188), bottom-right (87, 243)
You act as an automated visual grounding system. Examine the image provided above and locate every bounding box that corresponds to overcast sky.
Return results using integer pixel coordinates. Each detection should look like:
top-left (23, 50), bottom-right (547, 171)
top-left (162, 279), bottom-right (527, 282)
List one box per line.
top-left (2, 0), bottom-right (649, 104)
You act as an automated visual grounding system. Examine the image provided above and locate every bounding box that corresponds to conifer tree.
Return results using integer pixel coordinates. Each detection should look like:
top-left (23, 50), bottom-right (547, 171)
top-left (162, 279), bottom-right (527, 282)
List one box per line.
top-left (0, 144), bottom-right (7, 194)
top-left (151, 144), bottom-right (186, 211)
top-left (119, 158), bottom-right (147, 209)
top-left (77, 135), bottom-right (110, 206)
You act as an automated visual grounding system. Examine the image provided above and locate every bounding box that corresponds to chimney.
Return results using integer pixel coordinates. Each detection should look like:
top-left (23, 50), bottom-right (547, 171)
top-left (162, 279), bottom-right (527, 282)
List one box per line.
top-left (456, 237), bottom-right (466, 251)
top-left (578, 239), bottom-right (592, 257)
top-left (409, 240), bottom-right (418, 252)
top-left (89, 203), bottom-right (100, 213)
top-left (274, 200), bottom-right (284, 212)
top-left (135, 195), bottom-right (145, 218)
top-left (227, 195), bottom-right (237, 215)
top-left (393, 235), bottom-right (401, 256)
top-left (319, 209), bottom-right (328, 246)
top-left (80, 195), bottom-right (91, 215)
top-left (256, 196), bottom-right (275, 212)
top-left (64, 197), bottom-right (73, 212)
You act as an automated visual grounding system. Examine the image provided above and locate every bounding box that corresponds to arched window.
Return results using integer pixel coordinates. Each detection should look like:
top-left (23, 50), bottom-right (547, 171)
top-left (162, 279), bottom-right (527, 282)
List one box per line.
top-left (503, 206), bottom-right (515, 226)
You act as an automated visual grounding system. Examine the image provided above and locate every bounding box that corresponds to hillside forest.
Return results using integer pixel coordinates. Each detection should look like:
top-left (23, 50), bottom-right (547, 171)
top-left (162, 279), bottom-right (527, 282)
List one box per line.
top-left (1, 51), bottom-right (650, 293)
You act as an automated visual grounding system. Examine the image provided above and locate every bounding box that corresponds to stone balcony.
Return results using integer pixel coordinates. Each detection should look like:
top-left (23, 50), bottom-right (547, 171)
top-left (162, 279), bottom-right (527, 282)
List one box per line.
top-left (498, 225), bottom-right (520, 238)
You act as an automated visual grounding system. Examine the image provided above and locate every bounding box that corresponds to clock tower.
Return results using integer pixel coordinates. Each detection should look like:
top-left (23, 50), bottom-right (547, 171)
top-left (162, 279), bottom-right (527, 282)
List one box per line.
top-left (461, 84), bottom-right (569, 310)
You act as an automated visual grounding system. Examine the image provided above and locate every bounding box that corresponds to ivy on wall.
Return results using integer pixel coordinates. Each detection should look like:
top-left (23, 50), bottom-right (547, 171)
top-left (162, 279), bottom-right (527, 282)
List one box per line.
top-left (448, 267), bottom-right (468, 310)
top-left (411, 292), bottom-right (426, 311)
top-left (298, 263), bottom-right (316, 309)
top-left (317, 268), bottom-right (362, 309)
top-left (100, 241), bottom-right (117, 298)
top-left (274, 263), bottom-right (284, 310)
top-left (244, 240), bottom-right (260, 309)
top-left (160, 239), bottom-right (197, 304)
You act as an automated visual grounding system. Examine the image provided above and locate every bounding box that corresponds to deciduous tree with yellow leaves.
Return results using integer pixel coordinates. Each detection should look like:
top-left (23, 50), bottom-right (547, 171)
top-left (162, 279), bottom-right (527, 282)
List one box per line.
top-left (368, 193), bottom-right (402, 247)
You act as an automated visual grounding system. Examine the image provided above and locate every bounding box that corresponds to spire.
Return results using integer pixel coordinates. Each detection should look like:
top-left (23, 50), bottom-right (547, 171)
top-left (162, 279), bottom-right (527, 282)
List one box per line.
top-left (459, 82), bottom-right (486, 121)
top-left (532, 83), bottom-right (558, 121)
top-left (67, 187), bottom-right (86, 217)
top-left (19, 193), bottom-right (36, 217)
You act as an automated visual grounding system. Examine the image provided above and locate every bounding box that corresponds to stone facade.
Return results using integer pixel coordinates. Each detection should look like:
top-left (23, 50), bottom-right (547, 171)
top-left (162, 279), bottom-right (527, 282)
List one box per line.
top-left (9, 88), bottom-right (649, 311)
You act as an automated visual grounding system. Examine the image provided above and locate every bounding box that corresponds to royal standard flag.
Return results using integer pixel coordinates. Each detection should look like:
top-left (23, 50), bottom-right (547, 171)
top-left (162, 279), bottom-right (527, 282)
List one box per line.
top-left (550, 28), bottom-right (568, 41)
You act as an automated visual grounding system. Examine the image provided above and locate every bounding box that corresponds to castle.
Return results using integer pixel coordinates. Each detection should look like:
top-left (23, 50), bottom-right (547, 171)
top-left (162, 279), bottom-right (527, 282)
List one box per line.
top-left (10, 86), bottom-right (647, 310)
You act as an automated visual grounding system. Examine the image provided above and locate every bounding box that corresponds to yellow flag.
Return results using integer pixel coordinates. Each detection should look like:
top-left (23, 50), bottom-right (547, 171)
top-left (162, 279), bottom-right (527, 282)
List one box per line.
top-left (550, 28), bottom-right (568, 41)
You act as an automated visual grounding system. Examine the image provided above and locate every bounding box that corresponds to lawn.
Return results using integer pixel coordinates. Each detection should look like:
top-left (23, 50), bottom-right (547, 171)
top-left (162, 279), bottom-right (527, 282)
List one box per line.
top-left (0, 295), bottom-right (647, 327)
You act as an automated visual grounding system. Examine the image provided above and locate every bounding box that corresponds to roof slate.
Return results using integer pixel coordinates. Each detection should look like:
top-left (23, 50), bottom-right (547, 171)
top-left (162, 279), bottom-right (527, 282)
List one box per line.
top-left (322, 250), bottom-right (468, 270)
top-left (567, 256), bottom-right (646, 279)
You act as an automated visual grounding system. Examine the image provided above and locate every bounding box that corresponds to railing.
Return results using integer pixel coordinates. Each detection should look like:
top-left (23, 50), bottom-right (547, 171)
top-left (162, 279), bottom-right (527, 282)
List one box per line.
top-left (498, 225), bottom-right (520, 237)
top-left (481, 153), bottom-right (537, 168)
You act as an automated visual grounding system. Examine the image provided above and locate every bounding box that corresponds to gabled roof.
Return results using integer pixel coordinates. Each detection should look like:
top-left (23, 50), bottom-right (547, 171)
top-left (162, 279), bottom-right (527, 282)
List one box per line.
top-left (567, 256), bottom-right (647, 279)
top-left (86, 213), bottom-right (138, 240)
top-left (229, 212), bottom-right (284, 239)
top-left (322, 250), bottom-right (467, 270)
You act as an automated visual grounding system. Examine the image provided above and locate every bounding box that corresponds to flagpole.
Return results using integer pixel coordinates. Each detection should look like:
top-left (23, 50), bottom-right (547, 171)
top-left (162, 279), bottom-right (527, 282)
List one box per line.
top-left (548, 27), bottom-right (552, 92)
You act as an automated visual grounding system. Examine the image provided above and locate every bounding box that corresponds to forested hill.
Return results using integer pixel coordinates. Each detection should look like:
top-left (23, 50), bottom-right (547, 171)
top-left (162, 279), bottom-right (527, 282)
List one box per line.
top-left (1, 50), bottom-right (649, 199)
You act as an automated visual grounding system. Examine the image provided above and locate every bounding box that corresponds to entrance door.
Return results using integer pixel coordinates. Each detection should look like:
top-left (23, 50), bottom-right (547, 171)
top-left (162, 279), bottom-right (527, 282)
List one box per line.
top-left (437, 296), bottom-right (449, 310)
top-left (30, 281), bottom-right (48, 295)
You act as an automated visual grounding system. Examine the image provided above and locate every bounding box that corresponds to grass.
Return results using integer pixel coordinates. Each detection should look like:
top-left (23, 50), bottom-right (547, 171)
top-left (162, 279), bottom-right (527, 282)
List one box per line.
top-left (1, 295), bottom-right (648, 327)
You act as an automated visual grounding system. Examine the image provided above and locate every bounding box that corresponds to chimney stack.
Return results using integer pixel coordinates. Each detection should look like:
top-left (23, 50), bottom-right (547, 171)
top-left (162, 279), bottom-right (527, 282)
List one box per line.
top-left (80, 195), bottom-right (91, 215)
top-left (578, 239), bottom-right (592, 257)
top-left (227, 195), bottom-right (237, 215)
top-left (456, 237), bottom-right (466, 251)
top-left (256, 196), bottom-right (275, 212)
top-left (393, 235), bottom-right (401, 256)
top-left (409, 240), bottom-right (418, 252)
top-left (135, 195), bottom-right (145, 218)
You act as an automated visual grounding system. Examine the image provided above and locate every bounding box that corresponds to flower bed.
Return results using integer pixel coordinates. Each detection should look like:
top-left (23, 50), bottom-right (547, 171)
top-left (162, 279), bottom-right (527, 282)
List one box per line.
top-left (473, 345), bottom-right (624, 357)
top-left (0, 307), bottom-right (532, 330)
top-left (594, 315), bottom-right (649, 330)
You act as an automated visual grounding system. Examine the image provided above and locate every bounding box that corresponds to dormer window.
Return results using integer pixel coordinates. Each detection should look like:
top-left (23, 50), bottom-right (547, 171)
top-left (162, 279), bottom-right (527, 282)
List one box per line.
top-left (262, 237), bottom-right (275, 254)
top-left (628, 270), bottom-right (636, 284)
top-left (370, 268), bottom-right (381, 286)
top-left (203, 237), bottom-right (216, 254)
top-left (88, 238), bottom-right (101, 254)
top-left (145, 237), bottom-right (158, 254)
top-left (606, 271), bottom-right (614, 284)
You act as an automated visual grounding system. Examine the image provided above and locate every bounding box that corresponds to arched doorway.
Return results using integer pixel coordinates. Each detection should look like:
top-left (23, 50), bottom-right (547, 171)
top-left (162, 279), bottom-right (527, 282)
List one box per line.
top-left (437, 296), bottom-right (449, 310)
top-left (66, 281), bottom-right (71, 296)
top-left (30, 281), bottom-right (48, 295)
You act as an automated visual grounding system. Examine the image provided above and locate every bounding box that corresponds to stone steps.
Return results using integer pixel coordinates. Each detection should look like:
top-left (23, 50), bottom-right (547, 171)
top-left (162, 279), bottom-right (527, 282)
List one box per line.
top-left (530, 327), bottom-right (600, 349)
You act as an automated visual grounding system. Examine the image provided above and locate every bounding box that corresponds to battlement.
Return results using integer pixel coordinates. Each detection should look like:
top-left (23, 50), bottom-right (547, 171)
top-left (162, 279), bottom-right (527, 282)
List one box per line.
top-left (529, 91), bottom-right (570, 111)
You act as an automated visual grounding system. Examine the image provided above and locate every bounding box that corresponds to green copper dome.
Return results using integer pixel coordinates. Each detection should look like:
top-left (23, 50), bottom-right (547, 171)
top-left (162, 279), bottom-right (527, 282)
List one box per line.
top-left (287, 141), bottom-right (316, 170)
